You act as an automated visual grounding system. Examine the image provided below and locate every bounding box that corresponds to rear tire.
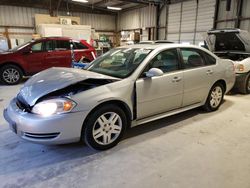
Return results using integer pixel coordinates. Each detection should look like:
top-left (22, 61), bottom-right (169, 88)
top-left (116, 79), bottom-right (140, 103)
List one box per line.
top-left (83, 104), bottom-right (127, 150)
top-left (0, 64), bottom-right (23, 85)
top-left (203, 83), bottom-right (225, 112)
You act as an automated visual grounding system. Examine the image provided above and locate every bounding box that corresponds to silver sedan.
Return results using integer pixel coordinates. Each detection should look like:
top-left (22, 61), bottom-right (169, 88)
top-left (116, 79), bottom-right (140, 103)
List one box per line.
top-left (4, 44), bottom-right (235, 150)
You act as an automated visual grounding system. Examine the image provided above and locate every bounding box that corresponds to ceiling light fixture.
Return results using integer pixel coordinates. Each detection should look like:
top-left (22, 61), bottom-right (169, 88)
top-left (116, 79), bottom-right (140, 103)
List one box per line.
top-left (107, 6), bottom-right (122, 11)
top-left (72, 0), bottom-right (89, 3)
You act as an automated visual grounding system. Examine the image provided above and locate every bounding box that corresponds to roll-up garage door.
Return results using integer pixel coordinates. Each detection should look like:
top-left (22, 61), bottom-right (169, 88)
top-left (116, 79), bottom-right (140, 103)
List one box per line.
top-left (167, 0), bottom-right (216, 45)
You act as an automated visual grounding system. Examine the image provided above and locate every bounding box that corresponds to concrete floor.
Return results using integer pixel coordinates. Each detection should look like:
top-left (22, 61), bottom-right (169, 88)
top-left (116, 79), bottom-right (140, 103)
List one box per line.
top-left (0, 82), bottom-right (250, 188)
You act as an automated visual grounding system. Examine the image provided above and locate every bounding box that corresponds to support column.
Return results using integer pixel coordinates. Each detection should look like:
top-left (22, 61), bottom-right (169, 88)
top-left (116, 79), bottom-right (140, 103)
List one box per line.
top-left (235, 0), bottom-right (243, 28)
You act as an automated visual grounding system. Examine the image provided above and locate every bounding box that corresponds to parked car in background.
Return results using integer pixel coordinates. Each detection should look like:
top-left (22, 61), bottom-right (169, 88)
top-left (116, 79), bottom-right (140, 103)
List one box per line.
top-left (4, 44), bottom-right (235, 150)
top-left (0, 37), bottom-right (96, 85)
top-left (205, 29), bottom-right (250, 93)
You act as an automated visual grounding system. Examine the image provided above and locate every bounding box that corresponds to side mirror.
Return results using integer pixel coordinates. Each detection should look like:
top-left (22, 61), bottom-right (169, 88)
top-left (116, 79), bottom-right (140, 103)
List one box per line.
top-left (145, 68), bottom-right (163, 78)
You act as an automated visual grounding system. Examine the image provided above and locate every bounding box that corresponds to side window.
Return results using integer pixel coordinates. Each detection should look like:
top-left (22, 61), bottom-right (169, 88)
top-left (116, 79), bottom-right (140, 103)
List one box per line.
top-left (202, 52), bottom-right (216, 65)
top-left (55, 40), bottom-right (70, 50)
top-left (45, 40), bottom-right (54, 51)
top-left (73, 42), bottom-right (88, 49)
top-left (180, 49), bottom-right (206, 68)
top-left (149, 49), bottom-right (179, 73)
top-left (31, 42), bottom-right (43, 52)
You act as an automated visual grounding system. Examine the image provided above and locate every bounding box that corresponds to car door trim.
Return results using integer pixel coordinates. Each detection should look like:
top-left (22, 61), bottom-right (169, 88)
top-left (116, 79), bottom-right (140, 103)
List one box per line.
top-left (132, 102), bottom-right (202, 127)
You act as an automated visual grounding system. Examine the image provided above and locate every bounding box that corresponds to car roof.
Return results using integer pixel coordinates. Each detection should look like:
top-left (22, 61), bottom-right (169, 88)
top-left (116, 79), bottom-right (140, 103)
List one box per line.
top-left (139, 40), bottom-right (174, 44)
top-left (117, 43), bottom-right (201, 50)
top-left (208, 28), bottom-right (241, 34)
top-left (37, 37), bottom-right (73, 41)
top-left (43, 37), bottom-right (72, 40)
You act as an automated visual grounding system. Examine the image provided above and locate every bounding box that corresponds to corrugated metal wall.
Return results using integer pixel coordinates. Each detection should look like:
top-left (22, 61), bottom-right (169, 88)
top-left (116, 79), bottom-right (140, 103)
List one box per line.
top-left (167, 3), bottom-right (181, 42)
top-left (118, 5), bottom-right (156, 30)
top-left (0, 6), bottom-right (49, 27)
top-left (216, 0), bottom-right (250, 32)
top-left (195, 0), bottom-right (216, 44)
top-left (159, 0), bottom-right (216, 44)
top-left (0, 5), bottom-right (116, 31)
top-left (216, 0), bottom-right (237, 29)
top-left (240, 0), bottom-right (250, 30)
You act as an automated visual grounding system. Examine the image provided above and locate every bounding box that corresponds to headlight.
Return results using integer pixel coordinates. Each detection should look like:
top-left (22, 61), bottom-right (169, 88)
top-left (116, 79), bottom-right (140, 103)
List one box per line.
top-left (32, 98), bottom-right (76, 116)
top-left (236, 64), bottom-right (244, 72)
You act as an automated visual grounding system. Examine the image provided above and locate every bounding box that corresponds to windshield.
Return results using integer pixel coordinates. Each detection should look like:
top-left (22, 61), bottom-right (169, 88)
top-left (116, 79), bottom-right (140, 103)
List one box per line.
top-left (87, 48), bottom-right (152, 78)
top-left (9, 41), bottom-right (32, 52)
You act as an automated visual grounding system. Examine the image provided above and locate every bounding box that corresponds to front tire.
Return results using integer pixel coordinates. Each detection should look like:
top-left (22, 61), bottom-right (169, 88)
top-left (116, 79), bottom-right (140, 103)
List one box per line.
top-left (83, 104), bottom-right (127, 150)
top-left (0, 64), bottom-right (23, 85)
top-left (203, 83), bottom-right (225, 112)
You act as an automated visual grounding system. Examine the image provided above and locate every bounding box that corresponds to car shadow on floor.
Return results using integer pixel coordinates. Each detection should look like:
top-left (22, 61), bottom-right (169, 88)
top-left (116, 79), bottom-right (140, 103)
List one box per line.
top-left (0, 77), bottom-right (28, 86)
top-left (123, 98), bottom-right (231, 143)
top-left (0, 98), bottom-right (234, 178)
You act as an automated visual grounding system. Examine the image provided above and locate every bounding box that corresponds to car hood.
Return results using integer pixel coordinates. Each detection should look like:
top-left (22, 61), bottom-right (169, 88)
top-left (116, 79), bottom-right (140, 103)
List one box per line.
top-left (19, 67), bottom-right (120, 106)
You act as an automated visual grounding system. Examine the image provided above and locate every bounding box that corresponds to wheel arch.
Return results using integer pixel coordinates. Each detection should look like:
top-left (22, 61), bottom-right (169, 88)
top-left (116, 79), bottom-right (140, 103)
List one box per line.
top-left (0, 62), bottom-right (26, 75)
top-left (203, 79), bottom-right (227, 106)
top-left (82, 100), bottom-right (133, 130)
top-left (213, 79), bottom-right (227, 93)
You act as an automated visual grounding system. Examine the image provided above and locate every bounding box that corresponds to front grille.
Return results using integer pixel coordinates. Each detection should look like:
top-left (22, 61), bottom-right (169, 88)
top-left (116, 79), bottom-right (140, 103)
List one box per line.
top-left (23, 132), bottom-right (60, 139)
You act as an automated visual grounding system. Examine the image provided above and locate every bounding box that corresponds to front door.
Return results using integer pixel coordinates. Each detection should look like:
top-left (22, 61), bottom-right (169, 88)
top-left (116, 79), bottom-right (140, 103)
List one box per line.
top-left (24, 41), bottom-right (46, 74)
top-left (136, 48), bottom-right (184, 119)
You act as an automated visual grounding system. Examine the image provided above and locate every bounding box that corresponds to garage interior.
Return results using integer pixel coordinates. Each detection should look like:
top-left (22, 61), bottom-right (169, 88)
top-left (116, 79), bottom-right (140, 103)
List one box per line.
top-left (1, 0), bottom-right (250, 187)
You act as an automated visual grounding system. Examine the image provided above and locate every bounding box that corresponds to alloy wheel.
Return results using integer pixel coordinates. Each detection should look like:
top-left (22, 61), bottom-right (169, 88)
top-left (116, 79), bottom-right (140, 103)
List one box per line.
top-left (2, 68), bottom-right (20, 84)
top-left (92, 112), bottom-right (122, 145)
top-left (210, 86), bottom-right (223, 108)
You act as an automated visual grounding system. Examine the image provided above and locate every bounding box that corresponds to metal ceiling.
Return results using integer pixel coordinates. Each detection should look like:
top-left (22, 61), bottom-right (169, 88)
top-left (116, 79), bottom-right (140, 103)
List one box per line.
top-left (0, 0), bottom-right (167, 15)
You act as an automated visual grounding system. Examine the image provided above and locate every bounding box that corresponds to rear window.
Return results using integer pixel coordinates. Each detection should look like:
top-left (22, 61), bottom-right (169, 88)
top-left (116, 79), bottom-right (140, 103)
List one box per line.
top-left (213, 33), bottom-right (245, 51)
top-left (55, 40), bottom-right (70, 50)
top-left (180, 48), bottom-right (206, 68)
top-left (202, 52), bottom-right (216, 65)
top-left (73, 41), bottom-right (88, 49)
top-left (45, 40), bottom-right (54, 51)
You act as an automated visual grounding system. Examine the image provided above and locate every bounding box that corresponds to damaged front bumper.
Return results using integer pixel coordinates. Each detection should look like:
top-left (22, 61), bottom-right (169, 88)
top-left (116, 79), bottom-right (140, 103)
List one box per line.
top-left (4, 98), bottom-right (88, 144)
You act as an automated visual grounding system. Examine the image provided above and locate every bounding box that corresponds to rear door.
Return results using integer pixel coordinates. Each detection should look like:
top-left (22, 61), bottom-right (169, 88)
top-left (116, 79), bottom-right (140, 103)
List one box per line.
top-left (180, 48), bottom-right (216, 107)
top-left (136, 48), bottom-right (184, 119)
top-left (44, 40), bottom-right (71, 68)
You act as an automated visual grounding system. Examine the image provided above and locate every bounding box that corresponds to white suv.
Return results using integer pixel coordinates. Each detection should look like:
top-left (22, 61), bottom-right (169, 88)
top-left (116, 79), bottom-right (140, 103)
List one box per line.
top-left (205, 29), bottom-right (250, 94)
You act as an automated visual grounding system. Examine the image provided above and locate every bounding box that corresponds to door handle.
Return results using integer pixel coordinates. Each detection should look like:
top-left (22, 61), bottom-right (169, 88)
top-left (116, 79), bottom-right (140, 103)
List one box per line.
top-left (206, 70), bottom-right (213, 75)
top-left (172, 76), bottom-right (182, 82)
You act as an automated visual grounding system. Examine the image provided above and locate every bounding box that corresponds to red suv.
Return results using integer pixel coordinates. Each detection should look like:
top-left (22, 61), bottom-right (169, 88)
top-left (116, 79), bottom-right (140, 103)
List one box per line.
top-left (0, 37), bottom-right (96, 85)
